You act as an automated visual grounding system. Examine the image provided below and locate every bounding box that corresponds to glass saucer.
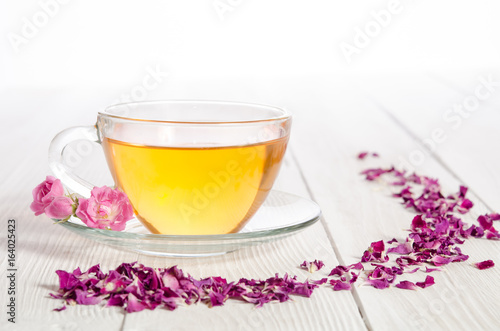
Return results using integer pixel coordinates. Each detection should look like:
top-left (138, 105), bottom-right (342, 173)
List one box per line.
top-left (59, 190), bottom-right (321, 257)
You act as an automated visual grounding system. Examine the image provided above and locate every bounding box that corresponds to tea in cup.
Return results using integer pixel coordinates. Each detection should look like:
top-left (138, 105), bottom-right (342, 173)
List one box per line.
top-left (49, 101), bottom-right (291, 235)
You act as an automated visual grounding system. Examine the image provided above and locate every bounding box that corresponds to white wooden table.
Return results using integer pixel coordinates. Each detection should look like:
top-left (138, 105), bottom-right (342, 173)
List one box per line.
top-left (1, 72), bottom-right (500, 330)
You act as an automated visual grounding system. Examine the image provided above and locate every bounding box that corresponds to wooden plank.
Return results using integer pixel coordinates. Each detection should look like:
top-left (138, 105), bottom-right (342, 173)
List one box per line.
top-left (286, 78), bottom-right (500, 330)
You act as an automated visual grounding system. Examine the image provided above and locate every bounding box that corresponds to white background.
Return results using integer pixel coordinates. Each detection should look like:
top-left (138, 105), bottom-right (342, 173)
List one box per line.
top-left (1, 0), bottom-right (499, 90)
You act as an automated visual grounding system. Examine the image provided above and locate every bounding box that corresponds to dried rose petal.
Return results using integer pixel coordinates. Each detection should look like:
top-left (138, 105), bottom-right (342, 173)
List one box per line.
top-left (330, 279), bottom-right (351, 291)
top-left (329, 262), bottom-right (363, 277)
top-left (361, 167), bottom-right (394, 181)
top-left (349, 262), bottom-right (364, 270)
top-left (388, 240), bottom-right (414, 255)
top-left (429, 255), bottom-right (451, 266)
top-left (300, 260), bottom-right (325, 273)
top-left (395, 281), bottom-right (417, 290)
top-left (358, 152), bottom-right (379, 160)
top-left (361, 240), bottom-right (389, 263)
top-left (474, 260), bottom-right (494, 270)
top-left (358, 152), bottom-right (368, 159)
top-left (365, 278), bottom-right (390, 289)
top-left (424, 267), bottom-right (441, 273)
top-left (478, 215), bottom-right (493, 230)
top-left (416, 276), bottom-right (435, 288)
top-left (486, 230), bottom-right (500, 240)
top-left (329, 265), bottom-right (348, 277)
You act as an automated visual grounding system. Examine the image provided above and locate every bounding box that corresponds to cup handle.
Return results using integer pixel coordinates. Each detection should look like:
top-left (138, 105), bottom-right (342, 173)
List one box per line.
top-left (48, 125), bottom-right (101, 197)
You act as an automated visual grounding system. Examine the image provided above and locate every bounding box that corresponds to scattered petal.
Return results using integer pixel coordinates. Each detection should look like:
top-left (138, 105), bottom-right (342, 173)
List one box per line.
top-left (396, 281), bottom-right (417, 290)
top-left (424, 267), bottom-right (441, 273)
top-left (300, 260), bottom-right (325, 273)
top-left (416, 276), bottom-right (435, 288)
top-left (358, 152), bottom-right (379, 160)
top-left (474, 260), bottom-right (494, 270)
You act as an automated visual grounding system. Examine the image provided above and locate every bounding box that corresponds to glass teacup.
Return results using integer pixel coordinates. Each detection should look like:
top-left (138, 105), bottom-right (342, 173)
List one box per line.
top-left (49, 101), bottom-right (291, 235)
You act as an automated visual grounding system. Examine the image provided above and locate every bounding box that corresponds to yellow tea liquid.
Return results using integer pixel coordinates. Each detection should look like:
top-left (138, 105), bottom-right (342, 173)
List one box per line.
top-left (102, 137), bottom-right (288, 235)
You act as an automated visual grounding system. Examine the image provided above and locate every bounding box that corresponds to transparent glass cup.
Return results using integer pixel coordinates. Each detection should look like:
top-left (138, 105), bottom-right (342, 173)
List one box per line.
top-left (49, 101), bottom-right (292, 235)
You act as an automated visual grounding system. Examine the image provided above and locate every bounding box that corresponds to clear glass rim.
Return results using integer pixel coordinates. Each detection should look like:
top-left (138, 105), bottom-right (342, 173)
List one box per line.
top-left (99, 100), bottom-right (291, 125)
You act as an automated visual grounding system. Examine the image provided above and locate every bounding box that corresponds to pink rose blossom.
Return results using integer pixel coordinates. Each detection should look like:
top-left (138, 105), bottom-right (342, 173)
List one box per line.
top-left (76, 186), bottom-right (134, 231)
top-left (30, 176), bottom-right (65, 216)
top-left (45, 196), bottom-right (75, 219)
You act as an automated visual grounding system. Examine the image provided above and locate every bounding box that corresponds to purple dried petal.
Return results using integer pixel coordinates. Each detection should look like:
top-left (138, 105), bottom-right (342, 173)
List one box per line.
top-left (362, 240), bottom-right (389, 263)
top-left (126, 293), bottom-right (146, 313)
top-left (424, 267), bottom-right (441, 273)
top-left (371, 240), bottom-right (385, 253)
top-left (358, 152), bottom-right (379, 160)
top-left (365, 278), bottom-right (390, 289)
top-left (458, 185), bottom-right (468, 197)
top-left (430, 255), bottom-right (452, 267)
top-left (55, 269), bottom-right (82, 291)
top-left (107, 294), bottom-right (127, 307)
top-left (387, 238), bottom-right (398, 244)
top-left (470, 225), bottom-right (485, 238)
top-left (489, 213), bottom-right (500, 221)
top-left (486, 230), bottom-right (500, 240)
top-left (411, 215), bottom-right (427, 231)
top-left (348, 262), bottom-right (364, 270)
top-left (358, 152), bottom-right (368, 159)
top-left (329, 262), bottom-right (363, 277)
top-left (449, 253), bottom-right (469, 263)
top-left (311, 278), bottom-right (328, 286)
top-left (329, 279), bottom-right (351, 291)
top-left (396, 281), bottom-right (417, 290)
top-left (474, 260), bottom-right (494, 270)
top-left (334, 281), bottom-right (352, 291)
top-left (349, 271), bottom-right (360, 284)
top-left (434, 218), bottom-right (450, 235)
top-left (457, 199), bottom-right (473, 213)
top-left (53, 306), bottom-right (66, 312)
top-left (478, 215), bottom-right (493, 230)
top-left (361, 167), bottom-right (394, 181)
top-left (75, 289), bottom-right (103, 305)
top-left (300, 260), bottom-right (325, 273)
top-left (329, 265), bottom-right (348, 277)
top-left (416, 276), bottom-right (435, 288)
top-left (388, 241), bottom-right (413, 255)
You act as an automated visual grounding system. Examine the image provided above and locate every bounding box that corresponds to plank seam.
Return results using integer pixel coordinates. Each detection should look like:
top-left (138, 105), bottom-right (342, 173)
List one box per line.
top-left (120, 314), bottom-right (126, 331)
top-left (290, 148), bottom-right (372, 331)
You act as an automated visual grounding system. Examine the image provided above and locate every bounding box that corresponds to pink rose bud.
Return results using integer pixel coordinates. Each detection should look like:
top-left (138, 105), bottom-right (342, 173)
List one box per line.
top-left (76, 186), bottom-right (134, 231)
top-left (30, 176), bottom-right (65, 216)
top-left (45, 196), bottom-right (75, 219)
